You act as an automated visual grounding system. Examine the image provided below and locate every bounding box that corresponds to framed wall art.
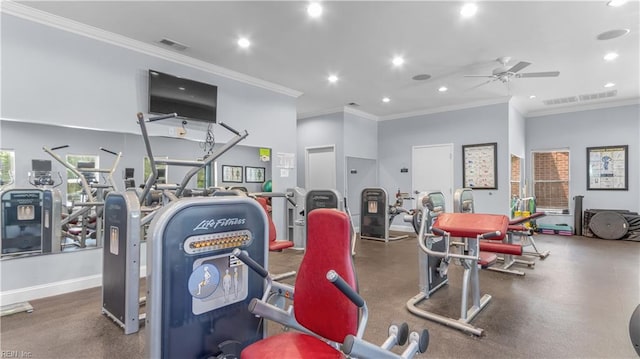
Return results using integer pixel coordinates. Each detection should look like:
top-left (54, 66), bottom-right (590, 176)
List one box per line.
top-left (245, 166), bottom-right (266, 183)
top-left (222, 165), bottom-right (243, 183)
top-left (462, 142), bottom-right (497, 190)
top-left (587, 145), bottom-right (628, 190)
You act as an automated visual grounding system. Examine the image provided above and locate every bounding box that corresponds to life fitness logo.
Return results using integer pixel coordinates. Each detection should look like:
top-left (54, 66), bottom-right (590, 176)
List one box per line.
top-left (193, 218), bottom-right (246, 231)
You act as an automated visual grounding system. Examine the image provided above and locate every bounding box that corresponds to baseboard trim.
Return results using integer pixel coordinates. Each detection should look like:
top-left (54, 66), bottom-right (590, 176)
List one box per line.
top-left (0, 265), bottom-right (148, 306)
top-left (0, 275), bottom-right (101, 306)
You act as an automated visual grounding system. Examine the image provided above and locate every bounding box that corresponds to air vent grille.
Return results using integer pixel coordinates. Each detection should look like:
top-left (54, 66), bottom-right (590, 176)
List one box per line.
top-left (543, 90), bottom-right (617, 106)
top-left (578, 90), bottom-right (617, 102)
top-left (543, 96), bottom-right (579, 106)
top-left (159, 38), bottom-right (188, 51)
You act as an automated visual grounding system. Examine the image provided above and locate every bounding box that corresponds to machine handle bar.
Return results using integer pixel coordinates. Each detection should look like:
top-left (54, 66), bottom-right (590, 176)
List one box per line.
top-left (232, 249), bottom-right (269, 278)
top-left (51, 145), bottom-right (69, 151)
top-left (219, 122), bottom-right (240, 136)
top-left (479, 231), bottom-right (502, 240)
top-left (145, 113), bottom-right (178, 122)
top-left (100, 147), bottom-right (118, 156)
top-left (327, 270), bottom-right (365, 308)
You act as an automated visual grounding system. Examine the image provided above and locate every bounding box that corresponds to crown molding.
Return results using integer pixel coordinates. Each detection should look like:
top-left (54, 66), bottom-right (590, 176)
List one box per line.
top-left (526, 98), bottom-right (640, 118)
top-left (0, 2), bottom-right (302, 98)
top-left (297, 106), bottom-right (346, 120)
top-left (380, 97), bottom-right (510, 121)
top-left (343, 107), bottom-right (379, 121)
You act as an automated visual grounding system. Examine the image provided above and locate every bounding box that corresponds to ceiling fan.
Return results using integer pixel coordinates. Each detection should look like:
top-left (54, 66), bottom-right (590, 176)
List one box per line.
top-left (465, 56), bottom-right (560, 88)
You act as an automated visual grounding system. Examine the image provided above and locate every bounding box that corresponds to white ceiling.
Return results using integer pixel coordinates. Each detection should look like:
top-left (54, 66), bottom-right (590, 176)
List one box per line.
top-left (14, 1), bottom-right (640, 119)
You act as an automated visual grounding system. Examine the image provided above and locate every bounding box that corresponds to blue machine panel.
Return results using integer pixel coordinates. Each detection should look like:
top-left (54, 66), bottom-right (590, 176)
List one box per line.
top-left (147, 197), bottom-right (268, 359)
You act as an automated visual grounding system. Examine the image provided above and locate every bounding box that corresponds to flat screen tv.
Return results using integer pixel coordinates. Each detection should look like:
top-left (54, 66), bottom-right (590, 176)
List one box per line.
top-left (148, 70), bottom-right (217, 123)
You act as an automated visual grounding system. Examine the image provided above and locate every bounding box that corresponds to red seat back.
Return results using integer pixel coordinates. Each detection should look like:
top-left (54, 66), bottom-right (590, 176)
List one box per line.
top-left (294, 209), bottom-right (358, 343)
top-left (256, 197), bottom-right (277, 243)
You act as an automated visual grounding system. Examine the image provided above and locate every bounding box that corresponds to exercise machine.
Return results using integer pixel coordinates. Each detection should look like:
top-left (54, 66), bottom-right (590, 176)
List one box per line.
top-left (408, 211), bottom-right (508, 336)
top-left (43, 145), bottom-right (122, 249)
top-left (631, 304), bottom-right (640, 356)
top-left (1, 189), bottom-right (46, 256)
top-left (360, 188), bottom-right (410, 242)
top-left (100, 112), bottom-right (249, 336)
top-left (102, 190), bottom-right (143, 334)
top-left (146, 196), bottom-right (268, 358)
top-left (234, 208), bottom-right (429, 358)
top-left (286, 187), bottom-right (306, 250)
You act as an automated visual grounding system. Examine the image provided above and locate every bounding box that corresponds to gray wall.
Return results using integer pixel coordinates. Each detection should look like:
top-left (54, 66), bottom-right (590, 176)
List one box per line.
top-left (378, 103), bottom-right (511, 224)
top-left (525, 104), bottom-right (640, 225)
top-left (1, 13), bottom-right (296, 303)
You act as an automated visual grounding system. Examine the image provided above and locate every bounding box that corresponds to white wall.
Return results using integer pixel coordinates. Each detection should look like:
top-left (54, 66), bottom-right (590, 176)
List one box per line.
top-left (1, 13), bottom-right (297, 304)
top-left (526, 104), bottom-right (640, 225)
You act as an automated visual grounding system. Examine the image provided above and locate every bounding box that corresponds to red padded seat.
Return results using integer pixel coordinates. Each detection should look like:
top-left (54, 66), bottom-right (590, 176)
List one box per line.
top-left (479, 241), bottom-right (523, 256)
top-left (256, 197), bottom-right (294, 251)
top-left (478, 251), bottom-right (498, 268)
top-left (240, 209), bottom-right (358, 359)
top-left (241, 332), bottom-right (343, 359)
top-left (433, 213), bottom-right (509, 240)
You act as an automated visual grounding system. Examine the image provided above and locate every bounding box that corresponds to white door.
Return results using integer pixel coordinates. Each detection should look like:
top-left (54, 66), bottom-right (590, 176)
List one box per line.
top-left (412, 144), bottom-right (454, 211)
top-left (305, 146), bottom-right (336, 190)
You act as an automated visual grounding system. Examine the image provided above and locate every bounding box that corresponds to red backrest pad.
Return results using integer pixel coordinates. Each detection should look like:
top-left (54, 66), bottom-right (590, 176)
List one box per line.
top-left (294, 209), bottom-right (358, 343)
top-left (433, 212), bottom-right (509, 239)
top-left (256, 197), bottom-right (277, 243)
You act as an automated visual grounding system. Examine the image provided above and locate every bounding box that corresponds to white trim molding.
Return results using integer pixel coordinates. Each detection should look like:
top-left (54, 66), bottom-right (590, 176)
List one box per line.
top-left (1, 2), bottom-right (302, 99)
top-left (526, 98), bottom-right (640, 118)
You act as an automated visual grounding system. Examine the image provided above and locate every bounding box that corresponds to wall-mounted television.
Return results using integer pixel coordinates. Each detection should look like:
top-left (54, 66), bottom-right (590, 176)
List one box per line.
top-left (148, 70), bottom-right (218, 123)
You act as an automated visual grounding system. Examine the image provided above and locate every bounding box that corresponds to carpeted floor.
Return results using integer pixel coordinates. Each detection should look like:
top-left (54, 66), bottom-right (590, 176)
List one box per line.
top-left (1, 233), bottom-right (639, 358)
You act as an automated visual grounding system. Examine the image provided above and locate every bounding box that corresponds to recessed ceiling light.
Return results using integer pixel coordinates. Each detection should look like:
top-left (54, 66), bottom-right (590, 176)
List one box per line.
top-left (307, 2), bottom-right (323, 18)
top-left (178, 87), bottom-right (186, 91)
top-left (604, 52), bottom-right (619, 61)
top-left (597, 29), bottom-right (630, 40)
top-left (382, 97), bottom-right (391, 103)
top-left (460, 3), bottom-right (478, 18)
top-left (529, 95), bottom-right (536, 99)
top-left (438, 86), bottom-right (448, 92)
top-left (607, 0), bottom-right (628, 7)
top-left (328, 75), bottom-right (338, 83)
top-left (237, 37), bottom-right (251, 49)
top-left (392, 56), bottom-right (404, 67)
top-left (604, 82), bottom-right (616, 88)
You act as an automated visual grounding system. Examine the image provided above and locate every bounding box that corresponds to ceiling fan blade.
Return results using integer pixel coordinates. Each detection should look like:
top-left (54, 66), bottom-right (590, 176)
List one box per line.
top-left (469, 79), bottom-right (496, 89)
top-left (516, 71), bottom-right (560, 78)
top-left (507, 61), bottom-right (531, 73)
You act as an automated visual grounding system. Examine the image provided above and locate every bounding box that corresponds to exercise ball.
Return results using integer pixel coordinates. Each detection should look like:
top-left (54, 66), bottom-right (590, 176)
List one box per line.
top-left (262, 179), bottom-right (272, 192)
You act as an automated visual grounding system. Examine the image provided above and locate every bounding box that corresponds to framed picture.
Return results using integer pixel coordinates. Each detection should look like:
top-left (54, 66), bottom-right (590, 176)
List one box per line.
top-left (245, 166), bottom-right (266, 183)
top-left (462, 142), bottom-right (498, 190)
top-left (222, 165), bottom-right (243, 183)
top-left (587, 145), bottom-right (628, 190)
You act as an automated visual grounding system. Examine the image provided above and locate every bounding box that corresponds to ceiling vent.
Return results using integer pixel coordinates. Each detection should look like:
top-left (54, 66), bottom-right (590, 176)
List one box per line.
top-left (578, 90), bottom-right (617, 102)
top-left (543, 96), bottom-right (579, 106)
top-left (158, 38), bottom-right (188, 51)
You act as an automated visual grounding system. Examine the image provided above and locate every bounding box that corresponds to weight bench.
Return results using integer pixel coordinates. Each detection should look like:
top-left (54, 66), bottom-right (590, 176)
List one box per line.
top-left (235, 208), bottom-right (428, 358)
top-left (508, 212), bottom-right (550, 259)
top-left (408, 212), bottom-right (508, 336)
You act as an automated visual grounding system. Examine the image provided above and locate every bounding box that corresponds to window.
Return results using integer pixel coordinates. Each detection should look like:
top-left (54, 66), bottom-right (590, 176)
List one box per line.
top-left (66, 154), bottom-right (100, 203)
top-left (0, 150), bottom-right (16, 188)
top-left (143, 157), bottom-right (168, 184)
top-left (532, 150), bottom-right (570, 213)
top-left (510, 155), bottom-right (522, 199)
